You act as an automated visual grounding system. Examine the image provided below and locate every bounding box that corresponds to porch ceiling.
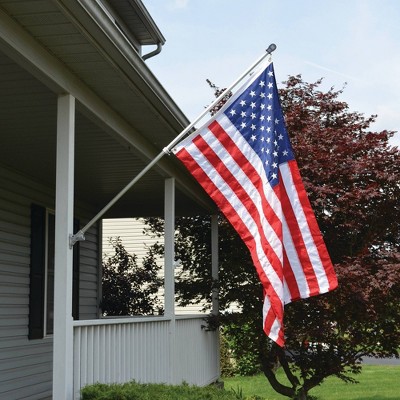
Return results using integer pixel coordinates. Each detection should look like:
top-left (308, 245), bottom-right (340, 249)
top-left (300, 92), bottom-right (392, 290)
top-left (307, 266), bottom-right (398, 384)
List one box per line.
top-left (0, 0), bottom-right (216, 217)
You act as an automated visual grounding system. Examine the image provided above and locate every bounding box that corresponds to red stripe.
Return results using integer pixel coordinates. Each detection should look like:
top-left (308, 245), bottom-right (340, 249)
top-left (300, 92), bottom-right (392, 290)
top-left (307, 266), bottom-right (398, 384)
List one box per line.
top-left (282, 249), bottom-right (301, 301)
top-left (287, 162), bottom-right (338, 291)
top-left (209, 121), bottom-right (282, 237)
top-left (275, 168), bottom-right (321, 296)
top-left (192, 132), bottom-right (283, 279)
top-left (175, 146), bottom-right (284, 323)
top-left (263, 290), bottom-right (285, 346)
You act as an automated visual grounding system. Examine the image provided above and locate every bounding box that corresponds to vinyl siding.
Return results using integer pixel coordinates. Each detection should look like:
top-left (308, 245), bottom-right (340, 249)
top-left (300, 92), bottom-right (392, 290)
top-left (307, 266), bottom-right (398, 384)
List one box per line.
top-left (0, 165), bottom-right (100, 399)
top-left (102, 218), bottom-right (209, 315)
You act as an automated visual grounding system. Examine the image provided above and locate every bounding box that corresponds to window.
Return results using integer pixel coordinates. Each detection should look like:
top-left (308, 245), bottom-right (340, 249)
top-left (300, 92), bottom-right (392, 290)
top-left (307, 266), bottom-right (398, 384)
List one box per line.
top-left (29, 204), bottom-right (79, 339)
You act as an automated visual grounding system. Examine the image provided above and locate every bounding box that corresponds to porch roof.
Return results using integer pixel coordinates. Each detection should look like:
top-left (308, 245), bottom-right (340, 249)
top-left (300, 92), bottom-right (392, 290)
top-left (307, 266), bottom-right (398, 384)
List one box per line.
top-left (0, 0), bottom-right (216, 217)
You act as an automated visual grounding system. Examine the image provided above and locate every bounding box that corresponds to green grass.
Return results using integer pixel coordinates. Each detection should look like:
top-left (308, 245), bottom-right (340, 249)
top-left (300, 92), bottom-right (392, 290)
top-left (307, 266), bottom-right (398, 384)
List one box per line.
top-left (223, 365), bottom-right (400, 400)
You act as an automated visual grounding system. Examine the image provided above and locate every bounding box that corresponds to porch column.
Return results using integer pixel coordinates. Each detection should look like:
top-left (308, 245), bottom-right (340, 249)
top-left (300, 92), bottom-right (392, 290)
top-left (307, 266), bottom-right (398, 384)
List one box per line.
top-left (164, 177), bottom-right (176, 383)
top-left (53, 94), bottom-right (75, 399)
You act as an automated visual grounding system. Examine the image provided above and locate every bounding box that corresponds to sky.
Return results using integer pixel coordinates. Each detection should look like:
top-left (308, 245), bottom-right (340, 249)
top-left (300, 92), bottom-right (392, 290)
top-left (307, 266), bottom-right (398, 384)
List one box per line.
top-left (142, 0), bottom-right (400, 147)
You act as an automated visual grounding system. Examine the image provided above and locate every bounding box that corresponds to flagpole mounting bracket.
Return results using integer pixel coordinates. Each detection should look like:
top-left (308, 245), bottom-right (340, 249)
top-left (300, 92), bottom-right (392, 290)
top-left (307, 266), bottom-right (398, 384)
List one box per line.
top-left (70, 230), bottom-right (85, 248)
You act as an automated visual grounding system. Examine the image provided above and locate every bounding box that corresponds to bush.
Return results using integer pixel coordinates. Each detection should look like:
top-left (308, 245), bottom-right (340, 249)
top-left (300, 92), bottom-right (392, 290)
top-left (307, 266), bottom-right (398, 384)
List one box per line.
top-left (81, 381), bottom-right (263, 400)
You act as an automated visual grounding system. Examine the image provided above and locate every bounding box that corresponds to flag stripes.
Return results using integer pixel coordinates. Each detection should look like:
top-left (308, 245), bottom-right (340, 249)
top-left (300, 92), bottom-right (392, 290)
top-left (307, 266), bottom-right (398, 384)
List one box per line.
top-left (173, 60), bottom-right (337, 346)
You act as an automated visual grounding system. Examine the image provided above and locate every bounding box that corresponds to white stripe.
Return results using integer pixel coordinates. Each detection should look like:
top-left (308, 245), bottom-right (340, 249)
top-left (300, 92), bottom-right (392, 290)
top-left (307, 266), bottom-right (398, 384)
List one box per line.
top-left (199, 123), bottom-right (283, 266)
top-left (280, 163), bottom-right (330, 292)
top-left (184, 139), bottom-right (284, 299)
top-left (262, 295), bottom-right (281, 342)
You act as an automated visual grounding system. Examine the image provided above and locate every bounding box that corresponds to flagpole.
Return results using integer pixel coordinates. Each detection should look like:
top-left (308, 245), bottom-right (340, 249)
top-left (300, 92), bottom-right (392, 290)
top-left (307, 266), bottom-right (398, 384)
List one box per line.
top-left (70, 44), bottom-right (277, 247)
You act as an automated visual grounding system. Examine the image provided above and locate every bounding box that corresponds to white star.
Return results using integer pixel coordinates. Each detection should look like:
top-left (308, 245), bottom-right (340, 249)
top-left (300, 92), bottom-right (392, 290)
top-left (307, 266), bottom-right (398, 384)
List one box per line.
top-left (268, 71), bottom-right (274, 77)
top-left (240, 100), bottom-right (246, 106)
top-left (267, 105), bottom-right (272, 111)
top-left (283, 150), bottom-right (289, 156)
top-left (274, 140), bottom-right (278, 146)
top-left (260, 104), bottom-right (265, 110)
top-left (229, 109), bottom-right (236, 116)
top-left (241, 111), bottom-right (246, 117)
top-left (268, 82), bottom-right (273, 89)
top-left (251, 124), bottom-right (256, 131)
top-left (266, 137), bottom-right (271, 143)
top-left (275, 118), bottom-right (280, 124)
top-left (278, 134), bottom-right (283, 140)
top-left (267, 93), bottom-right (273, 100)
top-left (266, 148), bottom-right (270, 154)
top-left (266, 127), bottom-right (271, 133)
top-left (259, 80), bottom-right (265, 87)
top-left (260, 125), bottom-right (265, 131)
top-left (250, 102), bottom-right (256, 109)
top-left (265, 159), bottom-right (269, 165)
top-left (260, 115), bottom-right (265, 121)
top-left (260, 137), bottom-right (265, 142)
top-left (241, 122), bottom-right (246, 128)
top-left (260, 93), bottom-right (266, 98)
top-left (271, 172), bottom-right (277, 179)
top-left (251, 113), bottom-right (256, 119)
top-left (250, 134), bottom-right (256, 141)
top-left (267, 116), bottom-right (272, 122)
top-left (273, 151), bottom-right (278, 157)
top-left (249, 90), bottom-right (256, 97)
top-left (272, 162), bottom-right (278, 169)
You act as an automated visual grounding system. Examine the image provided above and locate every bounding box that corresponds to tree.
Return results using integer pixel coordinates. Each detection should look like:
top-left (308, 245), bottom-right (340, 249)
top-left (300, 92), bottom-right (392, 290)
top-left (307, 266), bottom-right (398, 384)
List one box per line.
top-left (101, 237), bottom-right (163, 316)
top-left (144, 75), bottom-right (400, 399)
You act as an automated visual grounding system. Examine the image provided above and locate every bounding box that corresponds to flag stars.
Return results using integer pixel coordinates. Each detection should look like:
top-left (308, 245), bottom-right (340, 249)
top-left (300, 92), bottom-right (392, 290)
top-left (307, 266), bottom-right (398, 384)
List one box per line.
top-left (229, 109), bottom-right (236, 116)
top-left (250, 134), bottom-right (256, 141)
top-left (241, 111), bottom-right (247, 118)
top-left (250, 102), bottom-right (256, 109)
top-left (249, 90), bottom-right (256, 97)
top-left (240, 100), bottom-right (246, 107)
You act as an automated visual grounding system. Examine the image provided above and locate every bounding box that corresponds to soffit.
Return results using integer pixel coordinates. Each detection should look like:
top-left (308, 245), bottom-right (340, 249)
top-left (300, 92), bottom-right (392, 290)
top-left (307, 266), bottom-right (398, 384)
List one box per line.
top-left (0, 0), bottom-right (215, 216)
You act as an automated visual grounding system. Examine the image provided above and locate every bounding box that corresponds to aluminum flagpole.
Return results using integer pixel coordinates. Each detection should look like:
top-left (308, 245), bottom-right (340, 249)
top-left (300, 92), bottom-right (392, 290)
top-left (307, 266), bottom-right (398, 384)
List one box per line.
top-left (70, 44), bottom-right (277, 247)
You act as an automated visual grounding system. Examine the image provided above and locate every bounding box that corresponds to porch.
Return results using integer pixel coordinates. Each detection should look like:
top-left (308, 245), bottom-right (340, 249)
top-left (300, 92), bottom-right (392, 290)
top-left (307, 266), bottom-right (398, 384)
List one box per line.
top-left (73, 315), bottom-right (219, 399)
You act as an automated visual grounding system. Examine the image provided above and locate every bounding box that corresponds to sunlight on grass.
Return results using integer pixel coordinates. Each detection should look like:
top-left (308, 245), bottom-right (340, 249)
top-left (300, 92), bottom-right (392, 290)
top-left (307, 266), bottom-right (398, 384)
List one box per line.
top-left (223, 365), bottom-right (400, 400)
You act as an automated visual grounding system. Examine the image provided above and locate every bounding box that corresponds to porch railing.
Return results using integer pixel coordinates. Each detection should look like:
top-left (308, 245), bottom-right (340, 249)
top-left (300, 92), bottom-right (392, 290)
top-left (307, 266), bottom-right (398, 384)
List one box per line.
top-left (73, 315), bottom-right (219, 399)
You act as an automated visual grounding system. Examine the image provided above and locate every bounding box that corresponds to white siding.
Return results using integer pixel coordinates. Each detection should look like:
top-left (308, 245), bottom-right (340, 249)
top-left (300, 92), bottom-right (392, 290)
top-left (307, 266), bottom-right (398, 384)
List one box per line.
top-left (0, 165), bottom-right (100, 399)
top-left (102, 218), bottom-right (209, 315)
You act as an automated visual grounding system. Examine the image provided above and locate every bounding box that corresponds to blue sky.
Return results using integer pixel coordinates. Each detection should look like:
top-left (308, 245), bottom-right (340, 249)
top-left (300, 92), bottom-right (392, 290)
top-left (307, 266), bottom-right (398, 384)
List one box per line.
top-left (143, 0), bottom-right (400, 147)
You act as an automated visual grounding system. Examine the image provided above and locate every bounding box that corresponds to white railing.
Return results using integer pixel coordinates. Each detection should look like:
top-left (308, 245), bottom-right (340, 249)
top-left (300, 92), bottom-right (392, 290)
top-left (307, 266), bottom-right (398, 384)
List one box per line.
top-left (73, 315), bottom-right (219, 399)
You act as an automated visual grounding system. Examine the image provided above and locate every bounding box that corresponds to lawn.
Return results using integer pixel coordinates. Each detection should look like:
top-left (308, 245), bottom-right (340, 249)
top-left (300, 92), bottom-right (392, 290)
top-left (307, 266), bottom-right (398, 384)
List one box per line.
top-left (223, 365), bottom-right (400, 400)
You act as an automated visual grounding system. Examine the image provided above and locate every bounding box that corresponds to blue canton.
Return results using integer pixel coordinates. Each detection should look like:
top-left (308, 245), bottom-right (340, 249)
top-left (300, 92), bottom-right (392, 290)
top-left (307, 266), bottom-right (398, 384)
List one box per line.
top-left (224, 63), bottom-right (294, 187)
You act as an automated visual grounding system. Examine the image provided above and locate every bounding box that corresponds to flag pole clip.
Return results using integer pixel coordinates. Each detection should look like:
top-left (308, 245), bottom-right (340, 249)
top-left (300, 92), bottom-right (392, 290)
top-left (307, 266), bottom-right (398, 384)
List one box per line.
top-left (69, 230), bottom-right (85, 248)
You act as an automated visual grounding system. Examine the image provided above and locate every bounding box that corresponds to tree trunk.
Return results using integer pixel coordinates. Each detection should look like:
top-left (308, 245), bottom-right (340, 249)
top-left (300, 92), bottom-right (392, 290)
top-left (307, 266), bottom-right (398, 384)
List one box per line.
top-left (293, 388), bottom-right (308, 400)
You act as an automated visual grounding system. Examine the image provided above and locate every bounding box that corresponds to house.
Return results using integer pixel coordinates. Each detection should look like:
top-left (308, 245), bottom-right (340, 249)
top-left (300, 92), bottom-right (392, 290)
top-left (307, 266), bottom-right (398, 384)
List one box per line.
top-left (0, 1), bottom-right (220, 399)
top-left (102, 217), bottom-right (211, 315)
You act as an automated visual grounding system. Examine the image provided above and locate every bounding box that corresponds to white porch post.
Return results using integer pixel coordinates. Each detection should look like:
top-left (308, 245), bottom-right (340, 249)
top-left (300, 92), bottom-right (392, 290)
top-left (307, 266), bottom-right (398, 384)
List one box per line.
top-left (53, 94), bottom-right (75, 399)
top-left (164, 177), bottom-right (176, 383)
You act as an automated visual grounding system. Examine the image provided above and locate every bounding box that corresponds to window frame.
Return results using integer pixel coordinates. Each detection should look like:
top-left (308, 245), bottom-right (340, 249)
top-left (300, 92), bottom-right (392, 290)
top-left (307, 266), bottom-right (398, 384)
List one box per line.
top-left (29, 203), bottom-right (80, 340)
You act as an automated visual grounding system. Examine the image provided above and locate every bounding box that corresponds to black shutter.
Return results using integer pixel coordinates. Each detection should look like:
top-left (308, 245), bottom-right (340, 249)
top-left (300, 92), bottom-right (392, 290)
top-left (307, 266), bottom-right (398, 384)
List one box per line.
top-left (72, 218), bottom-right (80, 320)
top-left (29, 204), bottom-right (46, 340)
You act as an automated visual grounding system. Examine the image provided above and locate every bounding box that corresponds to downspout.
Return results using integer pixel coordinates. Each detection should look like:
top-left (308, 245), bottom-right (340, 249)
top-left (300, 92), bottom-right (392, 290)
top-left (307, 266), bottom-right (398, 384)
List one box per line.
top-left (142, 42), bottom-right (163, 60)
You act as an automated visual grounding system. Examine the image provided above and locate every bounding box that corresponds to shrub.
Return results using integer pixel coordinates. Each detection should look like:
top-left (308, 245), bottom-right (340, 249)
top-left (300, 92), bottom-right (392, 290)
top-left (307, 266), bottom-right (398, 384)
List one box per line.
top-left (81, 381), bottom-right (262, 400)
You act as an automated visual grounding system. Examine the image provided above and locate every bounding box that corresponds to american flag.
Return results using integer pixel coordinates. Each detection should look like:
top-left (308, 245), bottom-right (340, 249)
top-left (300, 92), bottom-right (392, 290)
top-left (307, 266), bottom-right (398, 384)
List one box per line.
top-left (172, 61), bottom-right (338, 346)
